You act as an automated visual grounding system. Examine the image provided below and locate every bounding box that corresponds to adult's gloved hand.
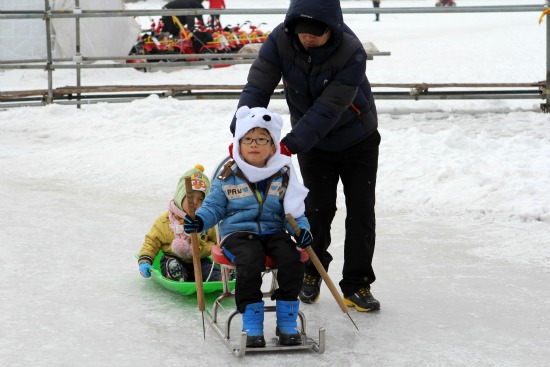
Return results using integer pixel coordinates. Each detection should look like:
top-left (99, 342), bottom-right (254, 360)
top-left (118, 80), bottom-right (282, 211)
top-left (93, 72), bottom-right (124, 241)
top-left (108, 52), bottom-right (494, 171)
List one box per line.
top-left (280, 142), bottom-right (292, 157)
top-left (183, 215), bottom-right (204, 233)
top-left (139, 262), bottom-right (153, 278)
top-left (295, 228), bottom-right (313, 249)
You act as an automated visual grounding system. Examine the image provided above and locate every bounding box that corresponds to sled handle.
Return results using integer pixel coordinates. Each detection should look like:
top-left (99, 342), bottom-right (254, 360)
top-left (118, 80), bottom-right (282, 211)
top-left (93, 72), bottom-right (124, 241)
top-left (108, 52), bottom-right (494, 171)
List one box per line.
top-left (185, 177), bottom-right (206, 339)
top-left (286, 214), bottom-right (359, 331)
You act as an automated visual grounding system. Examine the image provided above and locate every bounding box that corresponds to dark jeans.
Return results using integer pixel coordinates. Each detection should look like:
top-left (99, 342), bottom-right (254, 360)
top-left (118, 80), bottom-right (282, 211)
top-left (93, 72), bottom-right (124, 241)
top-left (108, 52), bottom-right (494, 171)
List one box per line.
top-left (373, 1), bottom-right (380, 20)
top-left (210, 14), bottom-right (221, 28)
top-left (161, 15), bottom-right (203, 35)
top-left (223, 232), bottom-right (304, 313)
top-left (297, 130), bottom-right (380, 297)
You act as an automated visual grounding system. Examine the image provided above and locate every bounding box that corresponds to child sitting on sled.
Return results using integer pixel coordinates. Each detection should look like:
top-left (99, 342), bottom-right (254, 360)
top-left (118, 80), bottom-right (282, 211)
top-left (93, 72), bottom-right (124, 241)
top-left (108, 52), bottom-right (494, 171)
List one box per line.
top-left (183, 106), bottom-right (313, 348)
top-left (138, 165), bottom-right (222, 282)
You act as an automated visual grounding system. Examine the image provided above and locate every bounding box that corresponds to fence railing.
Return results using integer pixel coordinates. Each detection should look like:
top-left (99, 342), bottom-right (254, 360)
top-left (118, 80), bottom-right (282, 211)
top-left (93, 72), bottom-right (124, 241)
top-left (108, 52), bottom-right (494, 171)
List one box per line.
top-left (0, 3), bottom-right (548, 111)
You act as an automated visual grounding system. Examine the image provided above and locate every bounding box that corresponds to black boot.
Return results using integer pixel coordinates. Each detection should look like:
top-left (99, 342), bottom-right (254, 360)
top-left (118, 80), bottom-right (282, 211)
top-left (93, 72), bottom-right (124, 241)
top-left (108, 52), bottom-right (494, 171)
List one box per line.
top-left (299, 274), bottom-right (321, 304)
top-left (165, 258), bottom-right (186, 282)
top-left (344, 287), bottom-right (380, 312)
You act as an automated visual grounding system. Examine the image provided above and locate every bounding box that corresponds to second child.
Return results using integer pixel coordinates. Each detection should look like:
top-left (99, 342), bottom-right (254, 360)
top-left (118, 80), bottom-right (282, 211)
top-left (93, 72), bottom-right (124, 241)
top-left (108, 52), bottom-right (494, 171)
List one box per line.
top-left (138, 165), bottom-right (221, 282)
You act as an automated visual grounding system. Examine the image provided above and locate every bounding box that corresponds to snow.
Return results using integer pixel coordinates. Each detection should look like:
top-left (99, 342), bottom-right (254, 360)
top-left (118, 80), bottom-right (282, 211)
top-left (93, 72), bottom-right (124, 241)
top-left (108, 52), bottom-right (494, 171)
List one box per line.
top-left (1, 0), bottom-right (549, 366)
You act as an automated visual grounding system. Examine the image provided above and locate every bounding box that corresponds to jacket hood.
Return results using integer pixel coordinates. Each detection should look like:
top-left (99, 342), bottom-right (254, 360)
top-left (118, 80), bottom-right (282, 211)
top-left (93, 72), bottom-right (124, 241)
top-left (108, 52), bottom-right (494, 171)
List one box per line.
top-left (284, 0), bottom-right (344, 39)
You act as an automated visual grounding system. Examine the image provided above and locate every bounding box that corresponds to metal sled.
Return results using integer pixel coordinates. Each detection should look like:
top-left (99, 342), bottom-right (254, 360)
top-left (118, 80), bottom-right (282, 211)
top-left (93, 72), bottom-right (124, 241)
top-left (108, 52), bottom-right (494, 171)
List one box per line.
top-left (205, 244), bottom-right (326, 357)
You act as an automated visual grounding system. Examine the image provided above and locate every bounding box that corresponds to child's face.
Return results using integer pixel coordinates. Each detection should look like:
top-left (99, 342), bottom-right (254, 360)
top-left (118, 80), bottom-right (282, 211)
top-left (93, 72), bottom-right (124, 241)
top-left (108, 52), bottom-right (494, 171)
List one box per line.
top-left (239, 128), bottom-right (276, 168)
top-left (181, 191), bottom-right (205, 213)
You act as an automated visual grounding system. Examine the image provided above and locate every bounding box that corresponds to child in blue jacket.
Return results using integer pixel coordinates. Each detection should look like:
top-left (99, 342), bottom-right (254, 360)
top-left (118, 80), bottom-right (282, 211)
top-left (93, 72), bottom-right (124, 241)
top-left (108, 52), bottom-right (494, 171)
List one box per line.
top-left (184, 106), bottom-right (312, 348)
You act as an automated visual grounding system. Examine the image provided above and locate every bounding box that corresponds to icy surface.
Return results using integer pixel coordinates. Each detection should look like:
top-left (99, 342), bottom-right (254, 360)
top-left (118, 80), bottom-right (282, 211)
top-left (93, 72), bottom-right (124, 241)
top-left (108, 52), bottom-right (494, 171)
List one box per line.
top-left (1, 0), bottom-right (549, 366)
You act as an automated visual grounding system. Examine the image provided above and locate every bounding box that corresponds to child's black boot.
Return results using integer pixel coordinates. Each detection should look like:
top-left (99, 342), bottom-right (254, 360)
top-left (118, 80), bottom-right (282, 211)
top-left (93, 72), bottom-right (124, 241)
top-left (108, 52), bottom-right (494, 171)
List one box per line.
top-left (166, 258), bottom-right (186, 282)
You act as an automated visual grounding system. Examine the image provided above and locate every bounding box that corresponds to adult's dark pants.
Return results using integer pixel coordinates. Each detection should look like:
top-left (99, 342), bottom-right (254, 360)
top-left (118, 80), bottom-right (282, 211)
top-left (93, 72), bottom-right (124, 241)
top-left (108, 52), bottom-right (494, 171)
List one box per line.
top-left (161, 15), bottom-right (203, 35)
top-left (297, 130), bottom-right (380, 297)
top-left (373, 1), bottom-right (380, 20)
top-left (210, 14), bottom-right (221, 28)
top-left (223, 232), bottom-right (304, 313)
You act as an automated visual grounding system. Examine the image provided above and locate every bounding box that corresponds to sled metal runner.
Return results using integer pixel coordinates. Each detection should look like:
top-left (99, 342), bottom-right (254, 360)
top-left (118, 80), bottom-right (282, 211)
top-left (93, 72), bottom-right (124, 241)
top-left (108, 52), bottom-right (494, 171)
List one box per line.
top-left (203, 264), bottom-right (325, 357)
top-left (204, 305), bottom-right (325, 357)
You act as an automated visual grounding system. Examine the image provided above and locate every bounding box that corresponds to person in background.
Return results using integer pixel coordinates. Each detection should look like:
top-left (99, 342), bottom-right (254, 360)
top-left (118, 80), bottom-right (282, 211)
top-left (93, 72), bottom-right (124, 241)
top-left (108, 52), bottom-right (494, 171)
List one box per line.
top-left (161, 0), bottom-right (204, 35)
top-left (436, 0), bottom-right (456, 6)
top-left (138, 164), bottom-right (221, 283)
top-left (373, 0), bottom-right (381, 22)
top-left (231, 0), bottom-right (381, 313)
top-left (184, 106), bottom-right (312, 348)
top-left (205, 0), bottom-right (226, 28)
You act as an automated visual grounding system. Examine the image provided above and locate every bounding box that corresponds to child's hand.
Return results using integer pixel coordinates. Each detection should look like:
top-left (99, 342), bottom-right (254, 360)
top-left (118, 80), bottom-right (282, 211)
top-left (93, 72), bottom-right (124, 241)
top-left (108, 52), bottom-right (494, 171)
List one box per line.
top-left (139, 262), bottom-right (153, 278)
top-left (295, 228), bottom-right (313, 249)
top-left (183, 215), bottom-right (204, 233)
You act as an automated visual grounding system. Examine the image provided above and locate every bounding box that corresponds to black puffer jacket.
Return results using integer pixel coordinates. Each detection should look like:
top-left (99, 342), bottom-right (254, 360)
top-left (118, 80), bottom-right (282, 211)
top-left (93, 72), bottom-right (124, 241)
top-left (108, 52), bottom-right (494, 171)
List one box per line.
top-left (232, 0), bottom-right (377, 153)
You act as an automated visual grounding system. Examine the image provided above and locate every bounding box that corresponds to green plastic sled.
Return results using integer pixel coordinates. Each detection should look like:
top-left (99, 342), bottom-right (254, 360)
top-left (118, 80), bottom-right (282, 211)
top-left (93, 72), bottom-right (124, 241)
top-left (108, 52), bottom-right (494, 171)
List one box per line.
top-left (137, 250), bottom-right (235, 296)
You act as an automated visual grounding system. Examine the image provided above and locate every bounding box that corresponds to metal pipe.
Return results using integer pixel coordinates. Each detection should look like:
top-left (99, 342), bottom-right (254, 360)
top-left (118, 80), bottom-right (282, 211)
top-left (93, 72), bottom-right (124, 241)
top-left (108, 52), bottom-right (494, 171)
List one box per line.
top-left (0, 51), bottom-right (390, 65)
top-left (1, 6), bottom-right (545, 20)
top-left (0, 53), bottom-right (259, 64)
top-left (1, 4), bottom-right (546, 109)
top-left (75, 0), bottom-right (82, 109)
top-left (1, 89), bottom-right (544, 109)
top-left (545, 1), bottom-right (550, 112)
top-left (44, 0), bottom-right (53, 104)
top-left (0, 60), bottom-right (259, 69)
top-left (0, 54), bottom-right (259, 63)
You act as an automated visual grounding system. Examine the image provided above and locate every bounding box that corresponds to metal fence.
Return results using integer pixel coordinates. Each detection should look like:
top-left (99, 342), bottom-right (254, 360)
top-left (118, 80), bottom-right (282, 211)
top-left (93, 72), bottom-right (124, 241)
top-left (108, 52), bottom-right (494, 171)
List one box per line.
top-left (0, 3), bottom-right (548, 110)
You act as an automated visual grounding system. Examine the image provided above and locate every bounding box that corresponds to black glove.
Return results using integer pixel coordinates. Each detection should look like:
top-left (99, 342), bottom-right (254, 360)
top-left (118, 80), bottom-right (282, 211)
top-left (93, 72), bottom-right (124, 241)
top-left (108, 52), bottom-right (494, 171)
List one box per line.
top-left (183, 215), bottom-right (204, 233)
top-left (295, 228), bottom-right (313, 249)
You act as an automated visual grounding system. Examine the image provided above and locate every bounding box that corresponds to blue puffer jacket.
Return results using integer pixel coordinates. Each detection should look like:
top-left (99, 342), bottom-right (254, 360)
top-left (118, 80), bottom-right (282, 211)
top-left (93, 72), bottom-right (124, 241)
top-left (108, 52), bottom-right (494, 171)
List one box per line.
top-left (232, 0), bottom-right (378, 153)
top-left (195, 165), bottom-right (310, 239)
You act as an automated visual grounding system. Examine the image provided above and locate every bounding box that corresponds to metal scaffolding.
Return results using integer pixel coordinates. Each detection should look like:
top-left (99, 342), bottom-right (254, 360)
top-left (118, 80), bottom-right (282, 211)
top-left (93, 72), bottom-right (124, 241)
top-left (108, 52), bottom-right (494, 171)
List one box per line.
top-left (0, 3), bottom-right (548, 110)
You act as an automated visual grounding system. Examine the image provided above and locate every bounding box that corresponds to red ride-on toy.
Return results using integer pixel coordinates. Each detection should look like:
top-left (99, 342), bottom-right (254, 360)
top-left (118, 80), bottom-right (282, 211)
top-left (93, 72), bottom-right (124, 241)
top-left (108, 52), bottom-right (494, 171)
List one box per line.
top-left (246, 21), bottom-right (269, 43)
top-left (227, 22), bottom-right (252, 48)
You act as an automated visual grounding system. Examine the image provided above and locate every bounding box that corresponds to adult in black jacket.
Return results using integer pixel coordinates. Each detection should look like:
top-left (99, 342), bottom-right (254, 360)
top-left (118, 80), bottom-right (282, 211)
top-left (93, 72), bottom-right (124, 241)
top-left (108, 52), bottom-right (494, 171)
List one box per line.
top-left (231, 0), bottom-right (381, 311)
top-left (162, 0), bottom-right (204, 35)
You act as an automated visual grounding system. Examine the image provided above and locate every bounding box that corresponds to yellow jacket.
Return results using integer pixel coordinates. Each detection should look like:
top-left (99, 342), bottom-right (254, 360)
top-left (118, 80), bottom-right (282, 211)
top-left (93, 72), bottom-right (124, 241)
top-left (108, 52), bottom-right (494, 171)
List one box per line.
top-left (138, 211), bottom-right (217, 265)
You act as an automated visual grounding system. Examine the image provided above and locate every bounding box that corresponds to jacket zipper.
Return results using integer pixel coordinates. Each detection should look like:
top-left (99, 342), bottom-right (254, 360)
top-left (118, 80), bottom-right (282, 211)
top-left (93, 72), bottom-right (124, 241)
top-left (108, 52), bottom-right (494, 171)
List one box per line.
top-left (252, 173), bottom-right (281, 233)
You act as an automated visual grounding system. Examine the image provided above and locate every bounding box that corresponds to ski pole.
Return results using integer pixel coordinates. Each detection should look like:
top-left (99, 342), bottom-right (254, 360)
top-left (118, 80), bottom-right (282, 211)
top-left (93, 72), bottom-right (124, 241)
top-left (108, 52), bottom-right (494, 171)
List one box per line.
top-left (286, 214), bottom-right (359, 331)
top-left (185, 177), bottom-right (206, 340)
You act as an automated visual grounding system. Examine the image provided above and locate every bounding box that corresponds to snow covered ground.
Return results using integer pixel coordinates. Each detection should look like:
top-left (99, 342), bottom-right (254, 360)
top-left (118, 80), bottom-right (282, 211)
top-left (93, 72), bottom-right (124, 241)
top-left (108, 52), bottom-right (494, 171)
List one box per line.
top-left (1, 0), bottom-right (549, 366)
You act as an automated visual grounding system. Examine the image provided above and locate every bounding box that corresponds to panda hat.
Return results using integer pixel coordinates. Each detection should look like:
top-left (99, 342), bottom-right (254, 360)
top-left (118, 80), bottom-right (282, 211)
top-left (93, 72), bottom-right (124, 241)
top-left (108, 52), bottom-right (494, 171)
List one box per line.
top-left (232, 106), bottom-right (308, 218)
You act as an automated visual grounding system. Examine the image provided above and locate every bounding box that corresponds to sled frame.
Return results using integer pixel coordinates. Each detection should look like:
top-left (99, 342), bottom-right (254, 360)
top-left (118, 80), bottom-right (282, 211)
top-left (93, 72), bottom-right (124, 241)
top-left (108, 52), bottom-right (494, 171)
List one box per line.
top-left (205, 304), bottom-right (325, 357)
top-left (205, 156), bottom-right (325, 356)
